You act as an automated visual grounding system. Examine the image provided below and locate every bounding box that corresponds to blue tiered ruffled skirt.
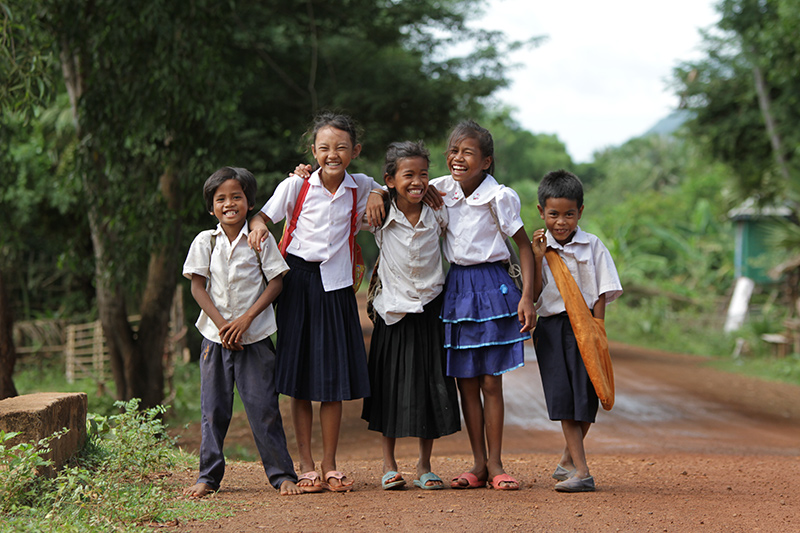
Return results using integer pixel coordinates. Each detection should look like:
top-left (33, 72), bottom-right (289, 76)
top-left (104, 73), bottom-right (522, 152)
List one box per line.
top-left (441, 262), bottom-right (530, 378)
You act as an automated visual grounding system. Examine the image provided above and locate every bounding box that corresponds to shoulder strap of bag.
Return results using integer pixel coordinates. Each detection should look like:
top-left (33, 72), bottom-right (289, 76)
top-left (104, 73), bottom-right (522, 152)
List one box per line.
top-left (278, 179), bottom-right (312, 257)
top-left (544, 248), bottom-right (615, 411)
top-left (349, 187), bottom-right (364, 286)
top-left (488, 202), bottom-right (523, 283)
top-left (349, 187), bottom-right (358, 257)
top-left (544, 249), bottom-right (591, 317)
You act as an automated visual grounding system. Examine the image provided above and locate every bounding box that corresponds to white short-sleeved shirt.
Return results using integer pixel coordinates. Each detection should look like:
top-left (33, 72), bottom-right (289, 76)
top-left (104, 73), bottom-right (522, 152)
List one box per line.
top-left (183, 223), bottom-right (288, 344)
top-left (536, 226), bottom-right (623, 316)
top-left (430, 174), bottom-right (524, 266)
top-left (371, 202), bottom-right (448, 325)
top-left (262, 170), bottom-right (379, 292)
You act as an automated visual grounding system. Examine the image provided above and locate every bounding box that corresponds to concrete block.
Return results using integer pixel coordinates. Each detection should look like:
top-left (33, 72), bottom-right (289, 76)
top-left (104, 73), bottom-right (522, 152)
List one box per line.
top-left (0, 392), bottom-right (88, 476)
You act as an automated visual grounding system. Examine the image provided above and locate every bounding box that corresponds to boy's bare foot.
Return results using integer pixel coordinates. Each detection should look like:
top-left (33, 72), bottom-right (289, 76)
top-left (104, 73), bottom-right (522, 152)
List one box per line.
top-left (183, 482), bottom-right (215, 499)
top-left (280, 479), bottom-right (304, 496)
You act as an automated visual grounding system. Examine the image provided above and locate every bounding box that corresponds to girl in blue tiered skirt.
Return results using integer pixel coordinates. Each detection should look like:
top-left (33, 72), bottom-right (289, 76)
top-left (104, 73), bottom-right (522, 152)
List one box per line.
top-left (430, 120), bottom-right (536, 491)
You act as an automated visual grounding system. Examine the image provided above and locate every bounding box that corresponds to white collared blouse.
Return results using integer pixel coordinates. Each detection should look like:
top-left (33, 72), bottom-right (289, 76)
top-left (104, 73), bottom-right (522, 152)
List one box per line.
top-left (430, 174), bottom-right (524, 266)
top-left (183, 222), bottom-right (288, 344)
top-left (371, 201), bottom-right (448, 325)
top-left (535, 226), bottom-right (623, 316)
top-left (262, 170), bottom-right (380, 292)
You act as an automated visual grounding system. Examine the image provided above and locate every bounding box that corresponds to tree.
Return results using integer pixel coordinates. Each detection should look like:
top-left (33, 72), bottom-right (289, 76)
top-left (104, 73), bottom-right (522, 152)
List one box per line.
top-left (674, 0), bottom-right (800, 202)
top-left (0, 271), bottom-right (17, 399)
top-left (2, 0), bottom-right (518, 408)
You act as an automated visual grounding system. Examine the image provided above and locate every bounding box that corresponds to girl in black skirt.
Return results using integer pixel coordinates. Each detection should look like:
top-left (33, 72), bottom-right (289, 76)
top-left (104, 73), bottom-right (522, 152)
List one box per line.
top-left (362, 141), bottom-right (460, 490)
top-left (249, 113), bottom-right (381, 492)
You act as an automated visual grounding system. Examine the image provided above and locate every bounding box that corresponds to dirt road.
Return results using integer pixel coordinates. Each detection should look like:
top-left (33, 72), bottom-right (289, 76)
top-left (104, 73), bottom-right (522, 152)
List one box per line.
top-left (172, 304), bottom-right (800, 532)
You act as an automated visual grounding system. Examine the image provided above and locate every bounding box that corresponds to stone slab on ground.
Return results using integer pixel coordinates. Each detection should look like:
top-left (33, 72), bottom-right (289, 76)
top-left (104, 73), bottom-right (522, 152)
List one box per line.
top-left (0, 392), bottom-right (88, 476)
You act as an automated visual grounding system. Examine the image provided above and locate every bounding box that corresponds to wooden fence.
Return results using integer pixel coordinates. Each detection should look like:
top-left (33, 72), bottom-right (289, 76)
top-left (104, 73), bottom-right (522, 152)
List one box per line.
top-left (13, 286), bottom-right (187, 395)
top-left (64, 319), bottom-right (119, 386)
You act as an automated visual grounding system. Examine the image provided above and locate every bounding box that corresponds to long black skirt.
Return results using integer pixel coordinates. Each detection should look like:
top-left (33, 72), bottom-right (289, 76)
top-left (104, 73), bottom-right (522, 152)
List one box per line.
top-left (275, 254), bottom-right (370, 402)
top-left (361, 294), bottom-right (460, 439)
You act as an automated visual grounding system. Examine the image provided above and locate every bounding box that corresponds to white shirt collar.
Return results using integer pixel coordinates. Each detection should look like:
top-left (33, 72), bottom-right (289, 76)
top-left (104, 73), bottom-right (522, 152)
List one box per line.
top-left (546, 225), bottom-right (590, 250)
top-left (309, 169), bottom-right (357, 199)
top-left (440, 173), bottom-right (502, 206)
top-left (212, 221), bottom-right (250, 243)
top-left (383, 200), bottom-right (433, 228)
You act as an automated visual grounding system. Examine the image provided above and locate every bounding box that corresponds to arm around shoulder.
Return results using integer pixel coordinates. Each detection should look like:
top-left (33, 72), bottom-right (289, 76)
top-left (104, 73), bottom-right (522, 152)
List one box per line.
top-left (248, 211), bottom-right (272, 252)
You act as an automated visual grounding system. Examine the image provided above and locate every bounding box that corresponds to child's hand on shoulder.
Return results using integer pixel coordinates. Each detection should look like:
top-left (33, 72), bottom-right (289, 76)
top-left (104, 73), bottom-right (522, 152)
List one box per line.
top-left (247, 228), bottom-right (270, 252)
top-left (422, 184), bottom-right (444, 209)
top-left (531, 228), bottom-right (547, 258)
top-left (366, 189), bottom-right (387, 226)
top-left (291, 163), bottom-right (313, 179)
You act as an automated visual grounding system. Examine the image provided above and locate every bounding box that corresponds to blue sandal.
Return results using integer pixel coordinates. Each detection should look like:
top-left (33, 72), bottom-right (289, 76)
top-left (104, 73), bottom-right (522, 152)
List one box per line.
top-left (413, 472), bottom-right (445, 490)
top-left (381, 471), bottom-right (406, 490)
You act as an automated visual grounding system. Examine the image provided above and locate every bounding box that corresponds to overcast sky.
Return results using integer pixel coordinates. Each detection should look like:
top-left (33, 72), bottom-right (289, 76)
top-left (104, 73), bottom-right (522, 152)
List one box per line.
top-left (475, 0), bottom-right (720, 162)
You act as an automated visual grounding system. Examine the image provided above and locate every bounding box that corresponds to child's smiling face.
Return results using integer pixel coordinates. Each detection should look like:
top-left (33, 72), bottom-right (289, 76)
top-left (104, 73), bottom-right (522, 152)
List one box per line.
top-left (385, 156), bottom-right (429, 207)
top-left (211, 178), bottom-right (251, 232)
top-left (446, 136), bottom-right (491, 196)
top-left (538, 197), bottom-right (583, 245)
top-left (312, 125), bottom-right (362, 183)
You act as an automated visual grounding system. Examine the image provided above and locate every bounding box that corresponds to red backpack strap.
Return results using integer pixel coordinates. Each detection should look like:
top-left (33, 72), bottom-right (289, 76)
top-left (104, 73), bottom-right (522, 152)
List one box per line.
top-left (278, 179), bottom-right (311, 257)
top-left (349, 187), bottom-right (359, 256)
top-left (349, 187), bottom-right (367, 290)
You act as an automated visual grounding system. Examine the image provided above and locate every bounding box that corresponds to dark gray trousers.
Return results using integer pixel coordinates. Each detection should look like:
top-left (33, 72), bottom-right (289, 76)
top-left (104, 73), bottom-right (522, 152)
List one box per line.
top-left (197, 337), bottom-right (297, 491)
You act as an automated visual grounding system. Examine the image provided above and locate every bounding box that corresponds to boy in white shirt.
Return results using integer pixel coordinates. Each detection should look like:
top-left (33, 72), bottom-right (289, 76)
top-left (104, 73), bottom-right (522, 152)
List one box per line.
top-left (182, 167), bottom-right (300, 497)
top-left (531, 169), bottom-right (623, 493)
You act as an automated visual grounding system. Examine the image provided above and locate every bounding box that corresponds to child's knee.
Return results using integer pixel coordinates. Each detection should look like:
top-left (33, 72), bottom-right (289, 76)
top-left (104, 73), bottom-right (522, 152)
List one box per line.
top-left (480, 375), bottom-right (503, 396)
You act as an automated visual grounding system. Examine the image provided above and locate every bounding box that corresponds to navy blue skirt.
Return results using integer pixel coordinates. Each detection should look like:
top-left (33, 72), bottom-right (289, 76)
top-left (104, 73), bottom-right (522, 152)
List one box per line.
top-left (361, 294), bottom-right (460, 439)
top-left (274, 254), bottom-right (370, 402)
top-left (533, 314), bottom-right (598, 423)
top-left (441, 262), bottom-right (529, 378)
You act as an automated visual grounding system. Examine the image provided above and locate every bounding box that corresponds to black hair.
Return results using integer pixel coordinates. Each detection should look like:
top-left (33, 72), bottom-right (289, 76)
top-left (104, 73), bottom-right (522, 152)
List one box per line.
top-left (446, 119), bottom-right (495, 176)
top-left (383, 140), bottom-right (430, 202)
top-left (384, 140), bottom-right (430, 177)
top-left (537, 169), bottom-right (584, 209)
top-left (203, 167), bottom-right (257, 213)
top-left (307, 111), bottom-right (362, 148)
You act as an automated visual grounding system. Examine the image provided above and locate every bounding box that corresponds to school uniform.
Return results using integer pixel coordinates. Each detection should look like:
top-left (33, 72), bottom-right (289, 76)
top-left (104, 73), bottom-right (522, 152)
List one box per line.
top-left (262, 170), bottom-right (379, 401)
top-left (430, 174), bottom-right (530, 378)
top-left (183, 223), bottom-right (296, 491)
top-left (361, 202), bottom-right (460, 439)
top-left (533, 226), bottom-right (623, 423)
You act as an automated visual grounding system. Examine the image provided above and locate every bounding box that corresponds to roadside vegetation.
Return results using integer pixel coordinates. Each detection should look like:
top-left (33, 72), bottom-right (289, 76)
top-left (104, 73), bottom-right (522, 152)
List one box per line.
top-left (0, 400), bottom-right (231, 532)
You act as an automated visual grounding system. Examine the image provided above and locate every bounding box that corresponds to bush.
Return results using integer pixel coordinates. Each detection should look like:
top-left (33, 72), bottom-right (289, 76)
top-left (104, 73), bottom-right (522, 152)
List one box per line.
top-left (0, 400), bottom-right (223, 532)
top-left (0, 429), bottom-right (64, 513)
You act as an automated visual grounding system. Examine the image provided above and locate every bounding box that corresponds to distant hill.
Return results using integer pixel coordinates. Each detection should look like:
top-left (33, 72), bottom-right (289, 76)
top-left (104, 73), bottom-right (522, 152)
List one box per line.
top-left (644, 109), bottom-right (693, 136)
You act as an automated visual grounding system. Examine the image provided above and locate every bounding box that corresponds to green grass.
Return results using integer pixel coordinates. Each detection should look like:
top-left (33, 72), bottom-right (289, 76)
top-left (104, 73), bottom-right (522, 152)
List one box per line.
top-left (607, 298), bottom-right (800, 388)
top-left (14, 356), bottom-right (248, 429)
top-left (709, 353), bottom-right (800, 384)
top-left (13, 356), bottom-right (121, 417)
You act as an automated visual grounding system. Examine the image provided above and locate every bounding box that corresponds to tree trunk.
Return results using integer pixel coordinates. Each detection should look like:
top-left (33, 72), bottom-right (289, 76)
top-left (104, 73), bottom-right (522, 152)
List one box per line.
top-left (61, 43), bottom-right (180, 409)
top-left (0, 269), bottom-right (19, 400)
top-left (750, 56), bottom-right (792, 182)
top-left (133, 167), bottom-right (182, 408)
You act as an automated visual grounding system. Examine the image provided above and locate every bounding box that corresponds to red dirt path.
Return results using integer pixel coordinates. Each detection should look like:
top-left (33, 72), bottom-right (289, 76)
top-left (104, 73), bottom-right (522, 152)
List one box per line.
top-left (170, 296), bottom-right (800, 532)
